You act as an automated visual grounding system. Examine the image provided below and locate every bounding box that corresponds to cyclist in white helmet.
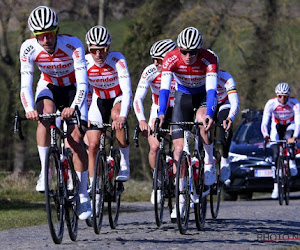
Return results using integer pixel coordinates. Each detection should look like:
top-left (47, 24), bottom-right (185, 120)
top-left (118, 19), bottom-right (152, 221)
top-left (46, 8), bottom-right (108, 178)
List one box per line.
top-left (133, 39), bottom-right (176, 204)
top-left (261, 82), bottom-right (300, 199)
top-left (20, 6), bottom-right (91, 220)
top-left (85, 26), bottom-right (132, 186)
top-left (158, 27), bottom-right (218, 219)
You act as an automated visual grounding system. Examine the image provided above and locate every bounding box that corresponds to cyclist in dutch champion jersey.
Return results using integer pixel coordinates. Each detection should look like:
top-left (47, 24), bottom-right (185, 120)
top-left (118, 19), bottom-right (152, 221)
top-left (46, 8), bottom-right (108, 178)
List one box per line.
top-left (20, 6), bottom-right (91, 220)
top-left (133, 39), bottom-right (176, 204)
top-left (215, 69), bottom-right (240, 183)
top-left (158, 27), bottom-right (218, 218)
top-left (85, 26), bottom-right (132, 187)
top-left (261, 82), bottom-right (300, 199)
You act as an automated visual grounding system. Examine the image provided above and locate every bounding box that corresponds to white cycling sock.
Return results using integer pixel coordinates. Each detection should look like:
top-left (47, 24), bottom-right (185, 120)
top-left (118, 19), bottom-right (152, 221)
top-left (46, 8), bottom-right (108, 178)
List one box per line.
top-left (76, 170), bottom-right (89, 197)
top-left (89, 177), bottom-right (93, 187)
top-left (37, 146), bottom-right (49, 176)
top-left (203, 143), bottom-right (214, 164)
top-left (119, 146), bottom-right (130, 169)
top-left (221, 157), bottom-right (229, 166)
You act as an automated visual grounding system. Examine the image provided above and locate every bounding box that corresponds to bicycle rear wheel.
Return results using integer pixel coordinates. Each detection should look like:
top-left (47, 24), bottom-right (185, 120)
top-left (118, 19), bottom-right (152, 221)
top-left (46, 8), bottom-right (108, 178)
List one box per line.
top-left (210, 150), bottom-right (221, 219)
top-left (108, 149), bottom-right (123, 229)
top-left (175, 151), bottom-right (190, 234)
top-left (277, 157), bottom-right (284, 206)
top-left (65, 149), bottom-right (79, 241)
top-left (284, 162), bottom-right (290, 205)
top-left (45, 147), bottom-right (64, 244)
top-left (153, 149), bottom-right (166, 227)
top-left (194, 151), bottom-right (206, 230)
top-left (92, 151), bottom-right (105, 234)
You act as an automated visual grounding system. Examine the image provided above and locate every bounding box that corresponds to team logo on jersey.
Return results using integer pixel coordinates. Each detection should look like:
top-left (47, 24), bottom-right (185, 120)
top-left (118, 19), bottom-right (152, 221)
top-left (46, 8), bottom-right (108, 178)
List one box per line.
top-left (66, 44), bottom-right (76, 51)
top-left (163, 55), bottom-right (178, 70)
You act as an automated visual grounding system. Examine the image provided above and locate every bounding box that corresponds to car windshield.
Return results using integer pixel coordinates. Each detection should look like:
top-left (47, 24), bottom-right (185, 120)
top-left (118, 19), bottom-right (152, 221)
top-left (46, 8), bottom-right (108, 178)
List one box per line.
top-left (233, 119), bottom-right (264, 144)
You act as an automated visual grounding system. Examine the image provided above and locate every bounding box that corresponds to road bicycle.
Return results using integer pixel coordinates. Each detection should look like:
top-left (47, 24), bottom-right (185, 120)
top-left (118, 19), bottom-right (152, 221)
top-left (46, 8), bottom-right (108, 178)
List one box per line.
top-left (90, 122), bottom-right (127, 234)
top-left (266, 139), bottom-right (297, 205)
top-left (169, 121), bottom-right (206, 234)
top-left (14, 106), bottom-right (83, 244)
top-left (133, 119), bottom-right (175, 227)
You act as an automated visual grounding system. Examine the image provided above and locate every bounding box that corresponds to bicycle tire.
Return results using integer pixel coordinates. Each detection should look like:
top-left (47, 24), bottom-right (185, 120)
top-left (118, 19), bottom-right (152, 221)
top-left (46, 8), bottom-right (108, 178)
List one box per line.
top-left (175, 151), bottom-right (190, 234)
top-left (284, 161), bottom-right (290, 205)
top-left (65, 149), bottom-right (79, 241)
top-left (92, 151), bottom-right (105, 234)
top-left (277, 157), bottom-right (284, 206)
top-left (210, 149), bottom-right (221, 219)
top-left (108, 149), bottom-right (123, 229)
top-left (45, 147), bottom-right (64, 244)
top-left (194, 150), bottom-right (206, 230)
top-left (154, 149), bottom-right (166, 227)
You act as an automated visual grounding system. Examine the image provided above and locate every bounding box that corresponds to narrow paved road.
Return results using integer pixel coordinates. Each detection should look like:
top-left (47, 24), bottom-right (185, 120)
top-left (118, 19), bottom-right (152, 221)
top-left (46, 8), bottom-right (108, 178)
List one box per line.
top-left (1, 194), bottom-right (300, 249)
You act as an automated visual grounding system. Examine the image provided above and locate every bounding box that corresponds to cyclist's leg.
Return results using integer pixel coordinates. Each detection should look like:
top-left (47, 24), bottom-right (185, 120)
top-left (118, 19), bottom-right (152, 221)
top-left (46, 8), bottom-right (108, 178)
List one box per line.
top-left (35, 80), bottom-right (55, 192)
top-left (196, 107), bottom-right (216, 186)
top-left (285, 126), bottom-right (298, 176)
top-left (111, 100), bottom-right (130, 181)
top-left (217, 106), bottom-right (232, 182)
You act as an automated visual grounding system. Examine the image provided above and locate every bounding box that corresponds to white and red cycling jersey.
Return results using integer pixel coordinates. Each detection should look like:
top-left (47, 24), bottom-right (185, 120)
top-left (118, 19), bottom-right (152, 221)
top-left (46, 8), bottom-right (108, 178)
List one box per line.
top-left (261, 96), bottom-right (300, 139)
top-left (20, 34), bottom-right (88, 113)
top-left (216, 70), bottom-right (239, 121)
top-left (85, 51), bottom-right (132, 118)
top-left (134, 64), bottom-right (176, 122)
top-left (158, 47), bottom-right (218, 118)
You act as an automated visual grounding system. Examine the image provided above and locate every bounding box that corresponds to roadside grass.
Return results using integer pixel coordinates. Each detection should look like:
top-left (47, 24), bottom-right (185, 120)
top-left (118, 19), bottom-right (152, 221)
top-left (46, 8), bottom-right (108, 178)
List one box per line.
top-left (0, 172), bottom-right (152, 231)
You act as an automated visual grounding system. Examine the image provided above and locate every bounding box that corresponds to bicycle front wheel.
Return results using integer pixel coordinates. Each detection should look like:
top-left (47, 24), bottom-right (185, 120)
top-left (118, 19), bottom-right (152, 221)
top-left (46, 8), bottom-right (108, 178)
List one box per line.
top-left (108, 149), bottom-right (123, 229)
top-left (175, 151), bottom-right (190, 234)
top-left (45, 147), bottom-right (64, 244)
top-left (284, 161), bottom-right (290, 205)
top-left (92, 151), bottom-right (105, 234)
top-left (210, 150), bottom-right (221, 219)
top-left (277, 157), bottom-right (284, 206)
top-left (65, 149), bottom-right (79, 241)
top-left (153, 149), bottom-right (166, 227)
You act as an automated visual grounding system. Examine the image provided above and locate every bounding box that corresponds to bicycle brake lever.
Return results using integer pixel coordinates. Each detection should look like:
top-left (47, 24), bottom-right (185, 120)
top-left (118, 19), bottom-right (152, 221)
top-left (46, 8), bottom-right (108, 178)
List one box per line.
top-left (14, 110), bottom-right (25, 140)
top-left (74, 105), bottom-right (84, 135)
top-left (133, 124), bottom-right (140, 148)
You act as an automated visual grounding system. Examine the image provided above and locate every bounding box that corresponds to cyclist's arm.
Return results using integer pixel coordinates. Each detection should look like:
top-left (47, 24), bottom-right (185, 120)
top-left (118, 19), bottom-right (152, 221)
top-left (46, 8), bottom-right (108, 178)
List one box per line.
top-left (292, 99), bottom-right (300, 138)
top-left (158, 71), bottom-right (172, 116)
top-left (205, 60), bottom-right (218, 119)
top-left (70, 39), bottom-right (88, 110)
top-left (261, 100), bottom-right (272, 138)
top-left (20, 41), bottom-right (35, 114)
top-left (116, 54), bottom-right (132, 118)
top-left (133, 70), bottom-right (150, 122)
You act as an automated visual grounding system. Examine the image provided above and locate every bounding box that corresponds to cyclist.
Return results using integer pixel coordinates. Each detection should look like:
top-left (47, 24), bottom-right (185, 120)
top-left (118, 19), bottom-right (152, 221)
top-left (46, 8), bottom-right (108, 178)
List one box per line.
top-left (133, 39), bottom-right (177, 204)
top-left (215, 69), bottom-right (240, 182)
top-left (85, 26), bottom-right (132, 189)
top-left (261, 82), bottom-right (300, 199)
top-left (20, 6), bottom-right (91, 220)
top-left (158, 27), bottom-right (218, 218)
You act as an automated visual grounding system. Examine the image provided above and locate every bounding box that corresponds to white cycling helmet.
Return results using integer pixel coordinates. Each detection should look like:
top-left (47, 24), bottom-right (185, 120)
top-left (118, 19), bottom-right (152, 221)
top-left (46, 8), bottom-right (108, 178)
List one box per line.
top-left (28, 6), bottom-right (58, 32)
top-left (85, 26), bottom-right (111, 47)
top-left (275, 82), bottom-right (291, 95)
top-left (150, 39), bottom-right (177, 59)
top-left (177, 27), bottom-right (203, 50)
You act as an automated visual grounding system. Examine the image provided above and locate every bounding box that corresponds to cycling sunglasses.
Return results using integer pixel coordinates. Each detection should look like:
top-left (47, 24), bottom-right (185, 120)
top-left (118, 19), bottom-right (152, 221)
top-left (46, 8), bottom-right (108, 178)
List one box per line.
top-left (33, 27), bottom-right (58, 38)
top-left (277, 95), bottom-right (289, 99)
top-left (180, 49), bottom-right (198, 56)
top-left (152, 58), bottom-right (163, 64)
top-left (89, 47), bottom-right (108, 54)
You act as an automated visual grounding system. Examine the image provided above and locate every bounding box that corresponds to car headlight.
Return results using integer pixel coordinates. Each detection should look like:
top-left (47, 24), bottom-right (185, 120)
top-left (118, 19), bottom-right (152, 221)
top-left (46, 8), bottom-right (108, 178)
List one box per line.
top-left (229, 152), bottom-right (248, 162)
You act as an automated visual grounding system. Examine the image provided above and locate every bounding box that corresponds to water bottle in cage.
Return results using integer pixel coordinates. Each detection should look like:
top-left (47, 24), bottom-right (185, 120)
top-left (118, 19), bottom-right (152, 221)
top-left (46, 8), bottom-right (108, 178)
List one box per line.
top-left (60, 155), bottom-right (69, 181)
top-left (166, 155), bottom-right (173, 177)
top-left (107, 156), bottom-right (115, 179)
top-left (191, 156), bottom-right (199, 180)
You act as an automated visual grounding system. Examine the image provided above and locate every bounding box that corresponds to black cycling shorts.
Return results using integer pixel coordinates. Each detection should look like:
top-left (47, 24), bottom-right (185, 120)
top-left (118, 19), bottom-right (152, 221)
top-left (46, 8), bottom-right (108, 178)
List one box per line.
top-left (171, 91), bottom-right (206, 140)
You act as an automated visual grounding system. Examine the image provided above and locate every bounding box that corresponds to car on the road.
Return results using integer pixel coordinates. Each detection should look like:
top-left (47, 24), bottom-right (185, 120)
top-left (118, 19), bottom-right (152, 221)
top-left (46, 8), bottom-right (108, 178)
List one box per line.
top-left (223, 109), bottom-right (300, 201)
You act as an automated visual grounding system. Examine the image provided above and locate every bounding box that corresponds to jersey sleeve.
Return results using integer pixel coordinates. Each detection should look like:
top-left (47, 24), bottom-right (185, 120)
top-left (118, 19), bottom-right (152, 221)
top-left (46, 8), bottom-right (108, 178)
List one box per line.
top-left (225, 73), bottom-right (239, 120)
top-left (20, 40), bottom-right (35, 112)
top-left (70, 38), bottom-right (88, 109)
top-left (115, 53), bottom-right (132, 118)
top-left (261, 100), bottom-right (272, 137)
top-left (292, 99), bottom-right (300, 138)
top-left (158, 71), bottom-right (172, 116)
top-left (133, 67), bottom-right (151, 121)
